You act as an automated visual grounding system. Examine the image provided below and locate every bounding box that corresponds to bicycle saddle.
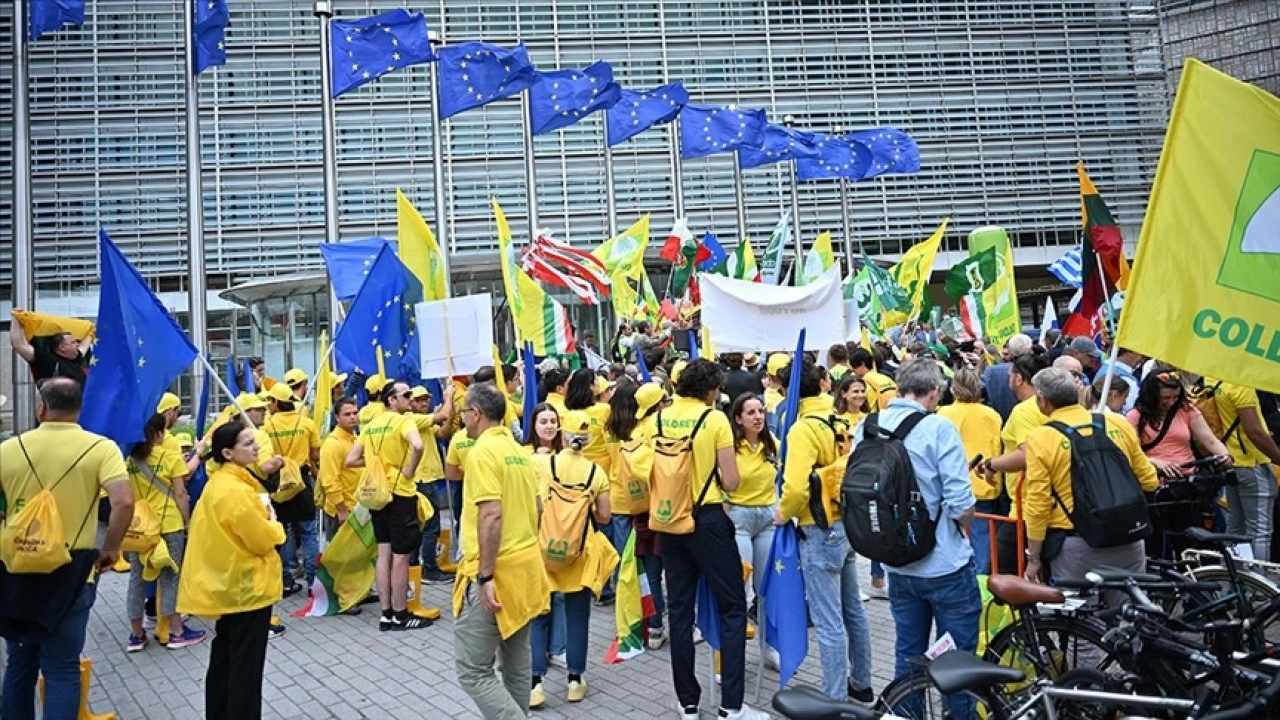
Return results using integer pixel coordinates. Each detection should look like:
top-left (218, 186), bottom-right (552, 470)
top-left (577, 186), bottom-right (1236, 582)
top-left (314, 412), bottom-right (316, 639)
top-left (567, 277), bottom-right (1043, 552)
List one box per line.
top-left (1184, 527), bottom-right (1252, 548)
top-left (927, 650), bottom-right (1026, 696)
top-left (986, 574), bottom-right (1065, 606)
top-left (1086, 565), bottom-right (1163, 583)
top-left (771, 686), bottom-right (880, 720)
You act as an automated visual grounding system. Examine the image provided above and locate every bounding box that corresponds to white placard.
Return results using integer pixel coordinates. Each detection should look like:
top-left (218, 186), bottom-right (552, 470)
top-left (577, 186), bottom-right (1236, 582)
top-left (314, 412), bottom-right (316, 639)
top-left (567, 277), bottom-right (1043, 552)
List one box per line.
top-left (416, 294), bottom-right (494, 379)
top-left (699, 265), bottom-right (847, 353)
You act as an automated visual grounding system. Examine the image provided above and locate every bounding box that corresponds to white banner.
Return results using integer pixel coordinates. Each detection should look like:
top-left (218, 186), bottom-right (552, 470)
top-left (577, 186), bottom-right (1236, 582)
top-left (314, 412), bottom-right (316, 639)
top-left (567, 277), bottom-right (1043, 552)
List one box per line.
top-left (416, 293), bottom-right (495, 379)
top-left (699, 266), bottom-right (847, 353)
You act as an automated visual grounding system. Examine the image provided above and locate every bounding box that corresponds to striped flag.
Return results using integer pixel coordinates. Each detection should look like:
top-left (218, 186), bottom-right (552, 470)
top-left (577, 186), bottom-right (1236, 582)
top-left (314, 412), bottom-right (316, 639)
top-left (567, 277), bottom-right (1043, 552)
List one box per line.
top-left (1048, 245), bottom-right (1084, 288)
top-left (294, 510), bottom-right (377, 617)
top-left (603, 530), bottom-right (656, 663)
top-left (959, 294), bottom-right (985, 340)
top-left (522, 232), bottom-right (611, 305)
top-left (727, 238), bottom-right (761, 282)
top-left (494, 199), bottom-right (577, 356)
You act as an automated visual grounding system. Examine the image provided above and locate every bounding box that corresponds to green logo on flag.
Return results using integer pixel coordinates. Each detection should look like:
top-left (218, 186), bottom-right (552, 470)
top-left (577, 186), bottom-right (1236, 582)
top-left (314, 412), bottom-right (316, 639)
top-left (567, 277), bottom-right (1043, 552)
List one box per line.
top-left (1218, 149), bottom-right (1280, 303)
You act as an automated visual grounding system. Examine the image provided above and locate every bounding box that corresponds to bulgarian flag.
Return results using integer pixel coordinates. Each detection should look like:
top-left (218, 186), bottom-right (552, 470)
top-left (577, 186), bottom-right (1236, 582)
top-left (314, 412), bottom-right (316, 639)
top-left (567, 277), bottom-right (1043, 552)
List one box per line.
top-left (604, 530), bottom-right (656, 663)
top-left (294, 510), bottom-right (377, 617)
top-left (494, 198), bottom-right (576, 356)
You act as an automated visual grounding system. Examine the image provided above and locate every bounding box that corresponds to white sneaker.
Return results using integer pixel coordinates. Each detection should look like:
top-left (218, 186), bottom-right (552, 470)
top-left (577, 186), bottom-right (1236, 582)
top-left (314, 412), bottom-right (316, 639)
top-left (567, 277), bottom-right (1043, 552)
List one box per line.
top-left (677, 704), bottom-right (699, 719)
top-left (867, 584), bottom-right (888, 600)
top-left (860, 592), bottom-right (870, 602)
top-left (693, 627), bottom-right (704, 645)
top-left (721, 704), bottom-right (771, 720)
top-left (547, 652), bottom-right (568, 669)
top-left (647, 627), bottom-right (667, 650)
top-left (764, 647), bottom-right (781, 671)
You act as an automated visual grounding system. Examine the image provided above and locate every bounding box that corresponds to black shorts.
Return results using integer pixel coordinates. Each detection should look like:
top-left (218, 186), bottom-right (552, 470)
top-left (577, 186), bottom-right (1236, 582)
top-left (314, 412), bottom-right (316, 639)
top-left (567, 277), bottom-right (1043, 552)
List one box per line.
top-left (370, 494), bottom-right (419, 555)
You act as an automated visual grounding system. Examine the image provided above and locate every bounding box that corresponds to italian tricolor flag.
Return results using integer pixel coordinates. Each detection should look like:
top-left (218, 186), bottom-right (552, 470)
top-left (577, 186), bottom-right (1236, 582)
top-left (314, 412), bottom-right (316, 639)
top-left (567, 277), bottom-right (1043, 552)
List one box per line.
top-left (294, 511), bottom-right (377, 617)
top-left (603, 530), bottom-right (656, 663)
top-left (959, 294), bottom-right (985, 341)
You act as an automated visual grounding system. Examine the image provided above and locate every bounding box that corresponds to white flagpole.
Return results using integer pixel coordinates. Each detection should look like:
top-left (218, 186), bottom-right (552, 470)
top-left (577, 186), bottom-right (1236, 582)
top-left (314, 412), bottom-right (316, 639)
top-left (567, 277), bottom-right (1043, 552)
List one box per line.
top-left (11, 0), bottom-right (36, 431)
top-left (784, 115), bottom-right (803, 276)
top-left (521, 93), bottom-right (540, 237)
top-left (314, 1), bottom-right (344, 335)
top-left (427, 30), bottom-right (452, 299)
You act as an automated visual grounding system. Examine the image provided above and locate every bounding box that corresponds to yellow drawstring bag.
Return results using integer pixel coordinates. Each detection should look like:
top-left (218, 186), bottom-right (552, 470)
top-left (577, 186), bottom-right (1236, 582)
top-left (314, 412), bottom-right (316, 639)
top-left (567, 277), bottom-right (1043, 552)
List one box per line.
top-left (120, 499), bottom-right (162, 554)
top-left (1, 439), bottom-right (105, 574)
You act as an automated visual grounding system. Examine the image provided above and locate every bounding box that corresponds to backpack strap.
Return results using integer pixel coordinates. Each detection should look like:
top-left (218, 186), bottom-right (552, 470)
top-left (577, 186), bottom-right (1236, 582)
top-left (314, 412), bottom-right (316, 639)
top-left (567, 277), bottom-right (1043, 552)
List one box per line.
top-left (131, 453), bottom-right (175, 525)
top-left (689, 409), bottom-right (721, 507)
top-left (1140, 407), bottom-right (1178, 452)
top-left (17, 436), bottom-right (107, 493)
top-left (888, 412), bottom-right (927, 442)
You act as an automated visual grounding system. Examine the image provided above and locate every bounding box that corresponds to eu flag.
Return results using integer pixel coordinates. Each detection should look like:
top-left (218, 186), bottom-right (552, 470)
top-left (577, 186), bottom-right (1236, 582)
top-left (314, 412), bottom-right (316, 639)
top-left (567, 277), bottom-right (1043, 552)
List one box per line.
top-left (849, 127), bottom-right (921, 178)
top-left (319, 236), bottom-right (398, 302)
top-left (761, 523), bottom-right (808, 688)
top-left (29, 0), bottom-right (85, 42)
top-left (331, 9), bottom-right (434, 98)
top-left (679, 104), bottom-right (767, 160)
top-left (737, 124), bottom-right (822, 170)
top-left (81, 230), bottom-right (199, 451)
top-left (223, 356), bottom-right (241, 397)
top-left (795, 136), bottom-right (873, 182)
top-left (695, 575), bottom-right (721, 651)
top-left (528, 61), bottom-right (622, 135)
top-left (332, 244), bottom-right (424, 383)
top-left (605, 82), bottom-right (689, 146)
top-left (193, 0), bottom-right (229, 75)
top-left (437, 41), bottom-right (537, 120)
top-left (696, 231), bottom-right (728, 271)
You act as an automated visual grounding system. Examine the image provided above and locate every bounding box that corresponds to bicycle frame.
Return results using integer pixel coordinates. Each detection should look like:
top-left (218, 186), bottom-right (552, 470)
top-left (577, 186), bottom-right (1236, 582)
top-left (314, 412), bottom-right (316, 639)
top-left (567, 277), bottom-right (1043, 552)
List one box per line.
top-left (989, 680), bottom-right (1198, 720)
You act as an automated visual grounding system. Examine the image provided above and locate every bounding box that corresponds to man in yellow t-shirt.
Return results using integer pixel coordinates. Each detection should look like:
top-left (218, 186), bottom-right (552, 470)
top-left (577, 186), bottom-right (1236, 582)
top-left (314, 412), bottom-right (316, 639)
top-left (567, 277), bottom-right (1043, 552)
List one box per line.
top-left (1209, 380), bottom-right (1280, 560)
top-left (408, 382), bottom-right (457, 583)
top-left (654, 359), bottom-right (767, 719)
top-left (453, 382), bottom-right (550, 719)
top-left (345, 381), bottom-right (426, 630)
top-left (263, 382), bottom-right (323, 594)
top-left (318, 398), bottom-right (360, 538)
top-left (849, 347), bottom-right (898, 410)
top-left (0, 379), bottom-right (134, 716)
top-left (1022, 367), bottom-right (1158, 584)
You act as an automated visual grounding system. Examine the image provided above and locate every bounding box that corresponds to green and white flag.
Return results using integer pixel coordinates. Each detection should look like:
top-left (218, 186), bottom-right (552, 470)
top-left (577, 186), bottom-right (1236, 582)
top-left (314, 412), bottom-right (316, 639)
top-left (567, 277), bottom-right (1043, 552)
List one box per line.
top-left (759, 210), bottom-right (791, 285)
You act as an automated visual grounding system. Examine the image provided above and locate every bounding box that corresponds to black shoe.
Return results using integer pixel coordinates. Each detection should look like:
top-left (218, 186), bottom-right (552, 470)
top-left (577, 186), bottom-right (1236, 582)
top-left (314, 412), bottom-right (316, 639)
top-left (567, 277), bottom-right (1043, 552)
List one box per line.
top-left (423, 568), bottom-right (454, 584)
top-left (389, 612), bottom-right (433, 631)
top-left (379, 614), bottom-right (395, 632)
top-left (282, 581), bottom-right (304, 598)
top-left (595, 591), bottom-right (616, 606)
top-left (848, 682), bottom-right (875, 704)
top-left (747, 600), bottom-right (758, 624)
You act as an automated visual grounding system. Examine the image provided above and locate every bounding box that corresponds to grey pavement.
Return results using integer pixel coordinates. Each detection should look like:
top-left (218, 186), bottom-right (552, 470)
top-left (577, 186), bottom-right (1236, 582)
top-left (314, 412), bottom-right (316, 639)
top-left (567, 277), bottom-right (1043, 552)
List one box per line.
top-left (75, 558), bottom-right (902, 719)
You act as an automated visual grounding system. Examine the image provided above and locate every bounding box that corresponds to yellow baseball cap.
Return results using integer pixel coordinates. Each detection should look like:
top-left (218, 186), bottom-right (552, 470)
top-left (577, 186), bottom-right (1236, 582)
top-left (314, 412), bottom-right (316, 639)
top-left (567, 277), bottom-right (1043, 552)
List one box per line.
top-left (283, 368), bottom-right (308, 386)
top-left (593, 375), bottom-right (614, 396)
top-left (156, 392), bottom-right (180, 414)
top-left (235, 393), bottom-right (268, 412)
top-left (364, 374), bottom-right (389, 395)
top-left (635, 382), bottom-right (666, 417)
top-left (328, 372), bottom-right (348, 391)
top-left (561, 410), bottom-right (592, 434)
top-left (266, 383), bottom-right (296, 404)
top-left (766, 352), bottom-right (791, 377)
top-left (410, 386), bottom-right (431, 399)
top-left (670, 360), bottom-right (688, 384)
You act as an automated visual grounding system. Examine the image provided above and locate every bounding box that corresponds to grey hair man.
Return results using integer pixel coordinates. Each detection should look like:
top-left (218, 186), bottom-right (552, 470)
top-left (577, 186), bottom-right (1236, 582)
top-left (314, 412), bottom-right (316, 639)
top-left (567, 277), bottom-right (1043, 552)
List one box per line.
top-left (980, 333), bottom-right (1034, 421)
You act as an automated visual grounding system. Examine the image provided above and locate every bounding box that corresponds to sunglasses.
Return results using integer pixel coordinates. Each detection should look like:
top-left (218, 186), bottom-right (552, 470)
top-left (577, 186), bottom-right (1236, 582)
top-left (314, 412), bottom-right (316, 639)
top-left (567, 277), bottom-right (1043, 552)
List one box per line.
top-left (398, 391), bottom-right (413, 399)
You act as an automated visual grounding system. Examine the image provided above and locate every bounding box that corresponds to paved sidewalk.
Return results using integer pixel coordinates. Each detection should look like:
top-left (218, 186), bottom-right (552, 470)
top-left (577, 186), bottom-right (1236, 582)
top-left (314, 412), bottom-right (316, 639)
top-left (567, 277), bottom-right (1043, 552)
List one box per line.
top-left (74, 559), bottom-right (902, 719)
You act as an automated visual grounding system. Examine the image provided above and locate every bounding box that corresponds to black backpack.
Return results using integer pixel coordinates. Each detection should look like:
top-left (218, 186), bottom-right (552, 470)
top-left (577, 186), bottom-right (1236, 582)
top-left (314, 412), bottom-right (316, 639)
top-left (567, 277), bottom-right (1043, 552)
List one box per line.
top-left (841, 412), bottom-right (935, 567)
top-left (1047, 413), bottom-right (1152, 549)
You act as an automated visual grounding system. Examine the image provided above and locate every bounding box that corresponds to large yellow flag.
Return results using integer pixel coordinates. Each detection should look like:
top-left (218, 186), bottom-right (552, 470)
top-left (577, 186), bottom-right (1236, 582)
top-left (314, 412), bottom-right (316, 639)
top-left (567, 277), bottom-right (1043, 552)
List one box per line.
top-left (10, 310), bottom-right (94, 341)
top-left (494, 199), bottom-right (576, 355)
top-left (884, 218), bottom-right (948, 326)
top-left (798, 231), bottom-right (834, 285)
top-left (312, 331), bottom-right (332, 429)
top-left (592, 215), bottom-right (650, 280)
top-left (1117, 59), bottom-right (1280, 393)
top-left (397, 188), bottom-right (448, 301)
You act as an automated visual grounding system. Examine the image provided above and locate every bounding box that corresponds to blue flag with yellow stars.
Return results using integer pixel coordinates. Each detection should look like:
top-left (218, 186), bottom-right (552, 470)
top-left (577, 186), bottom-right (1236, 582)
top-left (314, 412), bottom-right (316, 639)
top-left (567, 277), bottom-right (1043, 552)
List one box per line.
top-left (319, 237), bottom-right (398, 302)
top-left (193, 0), bottom-right (229, 74)
top-left (528, 61), bottom-right (622, 135)
top-left (848, 127), bottom-right (921, 178)
top-left (436, 41), bottom-right (537, 119)
top-left (678, 104), bottom-right (767, 160)
top-left (605, 82), bottom-right (688, 147)
top-left (331, 9), bottom-right (434, 98)
top-left (332, 244), bottom-right (423, 384)
top-left (795, 135), bottom-right (873, 182)
top-left (81, 230), bottom-right (199, 450)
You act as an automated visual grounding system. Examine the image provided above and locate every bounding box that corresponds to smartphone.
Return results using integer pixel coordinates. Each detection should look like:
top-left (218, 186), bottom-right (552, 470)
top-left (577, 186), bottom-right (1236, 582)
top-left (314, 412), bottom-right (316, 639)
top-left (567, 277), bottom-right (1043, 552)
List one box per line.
top-left (968, 454), bottom-right (985, 471)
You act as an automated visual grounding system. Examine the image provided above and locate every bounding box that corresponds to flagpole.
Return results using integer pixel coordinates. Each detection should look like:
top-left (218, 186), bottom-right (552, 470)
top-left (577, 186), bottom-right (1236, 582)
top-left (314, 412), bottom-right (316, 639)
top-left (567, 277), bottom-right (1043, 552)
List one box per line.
top-left (1094, 252), bottom-right (1118, 338)
top-left (521, 93), bottom-right (540, 236)
top-left (427, 30), bottom-right (452, 298)
top-left (601, 119), bottom-right (618, 344)
top-left (182, 0), bottom-right (208, 400)
top-left (835, 124), bottom-right (855, 277)
top-left (11, 0), bottom-right (35, 432)
top-left (670, 122), bottom-right (686, 218)
top-left (731, 154), bottom-right (748, 245)
top-left (784, 115), bottom-right (803, 275)
top-left (314, 1), bottom-right (344, 333)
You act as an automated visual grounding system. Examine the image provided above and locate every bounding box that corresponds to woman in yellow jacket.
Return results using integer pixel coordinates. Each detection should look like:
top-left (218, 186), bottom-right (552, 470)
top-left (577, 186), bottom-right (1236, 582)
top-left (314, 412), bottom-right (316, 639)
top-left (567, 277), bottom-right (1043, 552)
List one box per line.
top-left (937, 368), bottom-right (1003, 575)
top-left (178, 421), bottom-right (286, 720)
top-left (529, 411), bottom-right (615, 708)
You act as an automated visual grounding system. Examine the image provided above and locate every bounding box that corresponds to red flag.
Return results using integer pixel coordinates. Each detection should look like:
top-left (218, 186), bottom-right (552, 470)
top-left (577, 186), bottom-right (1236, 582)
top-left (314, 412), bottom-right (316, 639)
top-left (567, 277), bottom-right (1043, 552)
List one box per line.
top-left (659, 218), bottom-right (693, 263)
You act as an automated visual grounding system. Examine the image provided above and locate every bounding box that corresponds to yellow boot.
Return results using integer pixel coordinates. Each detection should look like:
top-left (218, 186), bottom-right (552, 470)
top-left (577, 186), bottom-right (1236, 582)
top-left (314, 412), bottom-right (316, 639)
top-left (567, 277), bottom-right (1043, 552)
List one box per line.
top-left (746, 622), bottom-right (755, 640)
top-left (38, 659), bottom-right (118, 720)
top-left (406, 565), bottom-right (441, 620)
top-left (437, 526), bottom-right (457, 573)
top-left (112, 557), bottom-right (130, 573)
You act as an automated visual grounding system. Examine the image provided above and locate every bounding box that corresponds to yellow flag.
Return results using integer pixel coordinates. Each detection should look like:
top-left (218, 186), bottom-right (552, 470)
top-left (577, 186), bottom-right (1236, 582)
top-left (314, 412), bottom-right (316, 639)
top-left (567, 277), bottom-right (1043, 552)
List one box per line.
top-left (884, 218), bottom-right (948, 326)
top-left (375, 344), bottom-right (387, 382)
top-left (592, 215), bottom-right (650, 280)
top-left (397, 188), bottom-right (448, 301)
top-left (10, 310), bottom-right (94, 341)
top-left (1117, 59), bottom-right (1280, 393)
top-left (798, 231), bottom-right (834, 285)
top-left (610, 269), bottom-right (639, 324)
top-left (493, 198), bottom-right (576, 355)
top-left (312, 331), bottom-right (332, 428)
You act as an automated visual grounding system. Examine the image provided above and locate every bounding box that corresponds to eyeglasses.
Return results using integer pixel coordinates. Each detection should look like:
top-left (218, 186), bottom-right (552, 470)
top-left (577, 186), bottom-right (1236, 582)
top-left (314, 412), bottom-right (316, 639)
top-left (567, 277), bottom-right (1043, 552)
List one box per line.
top-left (398, 391), bottom-right (413, 399)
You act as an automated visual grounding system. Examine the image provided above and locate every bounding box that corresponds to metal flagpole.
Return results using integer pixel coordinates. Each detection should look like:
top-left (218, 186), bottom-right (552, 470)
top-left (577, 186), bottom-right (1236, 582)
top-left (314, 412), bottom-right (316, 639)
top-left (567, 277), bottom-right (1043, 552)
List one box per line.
top-left (784, 115), bottom-right (803, 275)
top-left (314, 1), bottom-right (344, 333)
top-left (731, 154), bottom-right (748, 245)
top-left (670, 121), bottom-right (685, 219)
top-left (601, 118), bottom-right (618, 342)
top-left (11, 0), bottom-right (36, 432)
top-left (427, 30), bottom-right (452, 298)
top-left (521, 93), bottom-right (540, 236)
top-left (835, 124), bottom-right (855, 276)
top-left (182, 0), bottom-right (208, 401)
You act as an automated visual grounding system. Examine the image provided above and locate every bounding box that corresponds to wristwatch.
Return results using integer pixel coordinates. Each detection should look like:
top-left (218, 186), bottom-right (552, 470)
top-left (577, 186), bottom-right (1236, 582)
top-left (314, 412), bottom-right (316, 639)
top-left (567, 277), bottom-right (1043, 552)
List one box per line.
top-left (477, 573), bottom-right (494, 586)
top-left (983, 459), bottom-right (995, 474)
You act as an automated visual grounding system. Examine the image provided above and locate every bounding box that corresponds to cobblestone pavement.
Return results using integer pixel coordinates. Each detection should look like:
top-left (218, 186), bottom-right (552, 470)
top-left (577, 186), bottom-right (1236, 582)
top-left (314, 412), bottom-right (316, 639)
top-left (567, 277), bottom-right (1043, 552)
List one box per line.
top-left (75, 558), bottom-right (901, 719)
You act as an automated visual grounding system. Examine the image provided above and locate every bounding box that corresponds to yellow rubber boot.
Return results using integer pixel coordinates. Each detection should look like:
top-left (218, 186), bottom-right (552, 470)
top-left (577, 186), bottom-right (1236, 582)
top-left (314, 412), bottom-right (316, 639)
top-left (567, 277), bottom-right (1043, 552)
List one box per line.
top-left (112, 557), bottom-right (130, 573)
top-left (437, 525), bottom-right (457, 573)
top-left (154, 595), bottom-right (171, 646)
top-left (38, 659), bottom-right (118, 720)
top-left (406, 565), bottom-right (441, 620)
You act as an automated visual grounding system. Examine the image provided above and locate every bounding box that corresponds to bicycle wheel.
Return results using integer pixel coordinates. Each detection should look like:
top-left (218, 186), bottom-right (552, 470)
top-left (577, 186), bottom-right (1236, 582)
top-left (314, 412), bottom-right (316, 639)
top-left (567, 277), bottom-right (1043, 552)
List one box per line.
top-left (878, 670), bottom-right (992, 720)
top-left (985, 614), bottom-right (1121, 682)
top-left (1051, 668), bottom-right (1123, 720)
top-left (1186, 566), bottom-right (1280, 645)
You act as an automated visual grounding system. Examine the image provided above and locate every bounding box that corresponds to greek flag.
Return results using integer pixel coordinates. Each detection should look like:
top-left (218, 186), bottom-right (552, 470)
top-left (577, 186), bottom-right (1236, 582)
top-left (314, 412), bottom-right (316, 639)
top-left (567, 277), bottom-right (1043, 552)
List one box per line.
top-left (1048, 245), bottom-right (1083, 288)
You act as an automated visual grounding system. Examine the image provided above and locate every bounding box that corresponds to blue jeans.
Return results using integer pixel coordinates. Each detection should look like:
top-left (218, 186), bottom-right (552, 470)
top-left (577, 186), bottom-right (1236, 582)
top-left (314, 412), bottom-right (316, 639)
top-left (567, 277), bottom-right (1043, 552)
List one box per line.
top-left (726, 504), bottom-right (775, 603)
top-left (531, 590), bottom-right (591, 676)
top-left (870, 559), bottom-right (885, 581)
top-left (280, 519), bottom-right (319, 586)
top-left (417, 480), bottom-right (447, 571)
top-left (797, 523), bottom-right (873, 698)
top-left (2, 582), bottom-right (97, 720)
top-left (887, 561), bottom-right (982, 719)
top-left (549, 592), bottom-right (567, 656)
top-left (970, 500), bottom-right (1000, 576)
top-left (607, 514), bottom-right (665, 628)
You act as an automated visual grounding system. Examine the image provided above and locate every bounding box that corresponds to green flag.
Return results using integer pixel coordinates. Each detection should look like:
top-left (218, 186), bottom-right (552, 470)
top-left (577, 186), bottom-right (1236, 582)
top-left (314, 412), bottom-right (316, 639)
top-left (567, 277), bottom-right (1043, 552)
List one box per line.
top-left (943, 246), bottom-right (998, 301)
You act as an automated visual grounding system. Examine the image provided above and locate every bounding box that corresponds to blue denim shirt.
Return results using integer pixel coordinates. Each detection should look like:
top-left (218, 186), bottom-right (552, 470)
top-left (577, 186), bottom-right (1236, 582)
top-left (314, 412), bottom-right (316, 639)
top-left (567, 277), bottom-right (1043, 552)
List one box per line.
top-left (853, 398), bottom-right (976, 579)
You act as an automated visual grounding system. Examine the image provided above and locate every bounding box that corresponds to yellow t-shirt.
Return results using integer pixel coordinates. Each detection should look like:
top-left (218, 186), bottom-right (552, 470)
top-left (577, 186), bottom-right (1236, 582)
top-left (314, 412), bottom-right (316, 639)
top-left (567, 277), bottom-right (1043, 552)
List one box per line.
top-left (1209, 380), bottom-right (1270, 467)
top-left (763, 388), bottom-right (784, 414)
top-left (460, 427), bottom-right (542, 563)
top-left (446, 431), bottom-right (477, 474)
top-left (357, 401), bottom-right (386, 434)
top-left (161, 431), bottom-right (185, 455)
top-left (545, 392), bottom-right (569, 418)
top-left (409, 413), bottom-right (445, 482)
top-left (1001, 396), bottom-right (1048, 518)
top-left (837, 411), bottom-right (867, 434)
top-left (938, 401), bottom-right (1004, 501)
top-left (318, 427), bottom-right (360, 515)
top-left (862, 370), bottom-right (898, 411)
top-left (1022, 406), bottom-right (1159, 542)
top-left (262, 410), bottom-right (322, 467)
top-left (127, 447), bottom-right (188, 535)
top-left (727, 434), bottom-right (779, 507)
top-left (362, 412), bottom-right (417, 497)
top-left (578, 402), bottom-right (614, 476)
top-left (655, 396), bottom-right (734, 505)
top-left (778, 397), bottom-right (844, 526)
top-left (0, 423), bottom-right (129, 550)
